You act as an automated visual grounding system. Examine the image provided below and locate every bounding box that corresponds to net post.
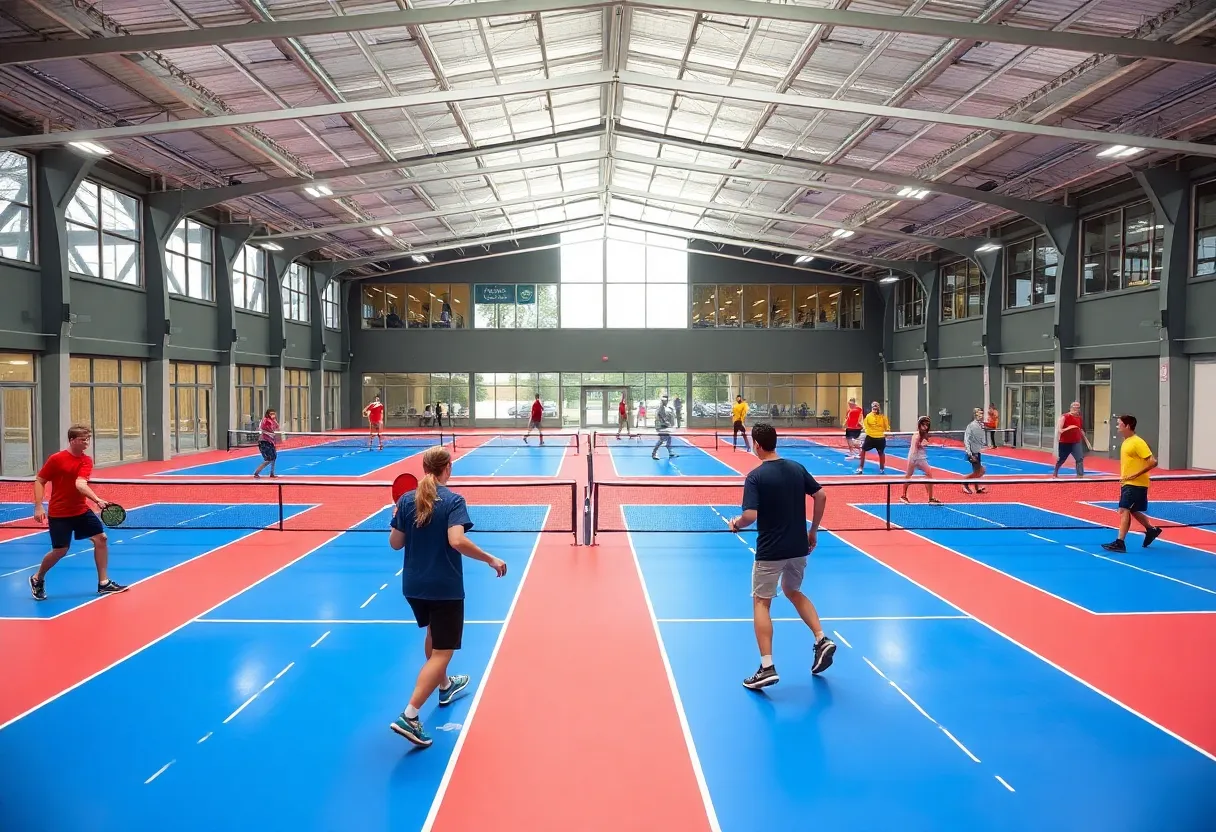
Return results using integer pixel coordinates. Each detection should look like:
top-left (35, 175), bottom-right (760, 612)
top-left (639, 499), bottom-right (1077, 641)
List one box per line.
top-left (571, 481), bottom-right (578, 546)
top-left (592, 482), bottom-right (599, 544)
top-left (885, 482), bottom-right (891, 530)
top-left (583, 485), bottom-right (591, 546)
top-left (277, 484), bottom-right (284, 531)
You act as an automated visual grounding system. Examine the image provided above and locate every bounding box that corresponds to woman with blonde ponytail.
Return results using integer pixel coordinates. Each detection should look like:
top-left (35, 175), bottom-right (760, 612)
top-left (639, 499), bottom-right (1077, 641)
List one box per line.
top-left (387, 445), bottom-right (507, 748)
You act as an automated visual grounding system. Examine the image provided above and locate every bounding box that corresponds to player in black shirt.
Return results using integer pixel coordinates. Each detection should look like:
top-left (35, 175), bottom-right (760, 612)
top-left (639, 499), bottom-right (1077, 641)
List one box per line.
top-left (729, 423), bottom-right (836, 689)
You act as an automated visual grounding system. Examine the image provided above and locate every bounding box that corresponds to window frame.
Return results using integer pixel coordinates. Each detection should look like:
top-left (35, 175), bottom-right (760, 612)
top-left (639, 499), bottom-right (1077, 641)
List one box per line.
top-left (895, 276), bottom-right (924, 329)
top-left (165, 217), bottom-right (214, 302)
top-left (1003, 234), bottom-right (1058, 309)
top-left (233, 245), bottom-right (268, 314)
top-left (1080, 201), bottom-right (1163, 296)
top-left (1193, 179), bottom-right (1216, 279)
top-left (0, 150), bottom-right (34, 265)
top-left (940, 259), bottom-right (984, 322)
top-left (322, 280), bottom-right (341, 330)
top-left (282, 261), bottom-right (311, 324)
top-left (65, 179), bottom-right (143, 287)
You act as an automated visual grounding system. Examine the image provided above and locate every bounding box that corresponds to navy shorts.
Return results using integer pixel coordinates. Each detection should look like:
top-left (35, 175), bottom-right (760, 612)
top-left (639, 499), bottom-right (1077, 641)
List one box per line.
top-left (258, 440), bottom-right (277, 461)
top-left (48, 510), bottom-right (104, 549)
top-left (406, 598), bottom-right (464, 650)
top-left (1118, 485), bottom-right (1149, 513)
top-left (845, 429), bottom-right (861, 439)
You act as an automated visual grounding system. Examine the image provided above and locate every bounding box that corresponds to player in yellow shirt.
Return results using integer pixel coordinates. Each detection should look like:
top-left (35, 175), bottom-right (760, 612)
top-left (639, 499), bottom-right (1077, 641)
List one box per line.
top-left (1102, 413), bottom-right (1163, 552)
top-left (855, 401), bottom-right (890, 474)
top-left (731, 395), bottom-right (751, 452)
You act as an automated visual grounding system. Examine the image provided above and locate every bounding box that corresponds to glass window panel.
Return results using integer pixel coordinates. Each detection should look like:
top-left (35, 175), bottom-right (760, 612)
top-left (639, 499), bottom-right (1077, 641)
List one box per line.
top-left (0, 151), bottom-right (31, 205)
top-left (645, 283), bottom-right (687, 328)
top-left (646, 243), bottom-right (687, 283)
top-left (0, 352), bottom-right (35, 383)
top-left (517, 295), bottom-right (538, 328)
top-left (2, 388), bottom-right (34, 475)
top-left (561, 236), bottom-right (604, 283)
top-left (717, 284), bottom-right (742, 327)
top-left (93, 386), bottom-right (121, 464)
top-left (768, 285), bottom-right (794, 328)
top-left (561, 283), bottom-right (603, 328)
top-left (607, 239), bottom-right (645, 283)
top-left (742, 285), bottom-right (769, 328)
top-left (67, 222), bottom-right (100, 277)
top-left (92, 359), bottom-right (119, 384)
top-left (188, 221), bottom-right (212, 263)
top-left (692, 285), bottom-right (716, 327)
top-left (795, 286), bottom-right (816, 327)
top-left (816, 288), bottom-right (840, 327)
top-left (607, 284), bottom-right (645, 328)
top-left (66, 181), bottom-right (98, 225)
top-left (100, 187), bottom-right (139, 236)
top-left (102, 233), bottom-right (139, 284)
top-left (166, 252), bottom-right (187, 295)
top-left (537, 284), bottom-right (558, 328)
top-left (0, 203), bottom-right (31, 263)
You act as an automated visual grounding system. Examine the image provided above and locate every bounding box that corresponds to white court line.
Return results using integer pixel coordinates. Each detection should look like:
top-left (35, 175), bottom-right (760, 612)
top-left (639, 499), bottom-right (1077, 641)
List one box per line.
top-left (197, 731), bottom-right (212, 744)
top-left (1028, 533), bottom-right (1057, 543)
top-left (144, 760), bottom-right (175, 784)
top-left (1092, 609), bottom-right (1216, 616)
top-left (832, 630), bottom-right (852, 648)
top-left (995, 775), bottom-right (1016, 792)
top-left (197, 618), bottom-right (507, 625)
top-left (359, 593), bottom-right (377, 609)
top-left (310, 630), bottom-right (331, 647)
top-left (1020, 500), bottom-right (1216, 558)
top-left (656, 615), bottom-right (971, 623)
top-left (831, 533), bottom-right (1216, 764)
top-left (1084, 549), bottom-right (1216, 597)
top-left (0, 499), bottom-right (162, 576)
top-left (0, 505), bottom-right (389, 733)
top-left (419, 508), bottom-right (549, 832)
top-left (937, 504), bottom-right (1006, 527)
top-left (625, 529), bottom-right (722, 832)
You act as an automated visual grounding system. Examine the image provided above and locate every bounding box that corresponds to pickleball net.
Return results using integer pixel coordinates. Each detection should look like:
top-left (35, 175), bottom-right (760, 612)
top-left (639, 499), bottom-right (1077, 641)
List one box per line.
top-left (591, 474), bottom-right (1216, 538)
top-left (592, 428), bottom-right (1018, 453)
top-left (228, 430), bottom-right (581, 455)
top-left (0, 476), bottom-right (578, 541)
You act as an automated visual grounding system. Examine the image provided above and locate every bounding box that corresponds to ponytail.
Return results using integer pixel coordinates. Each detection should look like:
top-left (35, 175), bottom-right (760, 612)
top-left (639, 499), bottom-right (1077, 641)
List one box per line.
top-left (414, 445), bottom-right (452, 527)
top-left (415, 474), bottom-right (439, 527)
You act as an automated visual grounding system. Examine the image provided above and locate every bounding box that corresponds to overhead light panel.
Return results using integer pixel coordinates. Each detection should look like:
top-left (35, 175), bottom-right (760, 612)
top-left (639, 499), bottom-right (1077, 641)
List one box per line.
top-left (831, 229), bottom-right (855, 239)
top-left (371, 226), bottom-right (394, 237)
top-left (879, 275), bottom-right (900, 284)
top-left (897, 187), bottom-right (930, 199)
top-left (1096, 145), bottom-right (1144, 159)
top-left (411, 254), bottom-right (429, 264)
top-left (258, 242), bottom-right (283, 252)
top-left (975, 242), bottom-right (1001, 253)
top-left (304, 183), bottom-right (333, 198)
top-left (69, 141), bottom-right (111, 156)
top-left (795, 255), bottom-right (812, 264)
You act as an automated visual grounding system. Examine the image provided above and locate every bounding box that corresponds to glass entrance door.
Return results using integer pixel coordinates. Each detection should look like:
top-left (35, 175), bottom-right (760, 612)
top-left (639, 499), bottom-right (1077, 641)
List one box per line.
top-left (582, 388), bottom-right (605, 428)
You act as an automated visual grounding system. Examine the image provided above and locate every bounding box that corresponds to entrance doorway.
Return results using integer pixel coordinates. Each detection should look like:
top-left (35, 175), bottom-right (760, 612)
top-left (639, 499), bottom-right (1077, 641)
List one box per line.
top-left (1079, 363), bottom-right (1112, 454)
top-left (579, 385), bottom-right (628, 430)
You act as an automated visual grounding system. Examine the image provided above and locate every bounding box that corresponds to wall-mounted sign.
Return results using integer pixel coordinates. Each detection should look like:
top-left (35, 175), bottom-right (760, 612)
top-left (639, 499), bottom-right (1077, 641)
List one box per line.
top-left (516, 284), bottom-right (536, 304)
top-left (475, 284), bottom-right (515, 304)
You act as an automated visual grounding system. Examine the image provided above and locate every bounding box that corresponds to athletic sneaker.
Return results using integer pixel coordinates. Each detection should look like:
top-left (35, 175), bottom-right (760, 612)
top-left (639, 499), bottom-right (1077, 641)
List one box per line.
top-left (812, 637), bottom-right (837, 675)
top-left (391, 714), bottom-right (433, 748)
top-left (438, 674), bottom-right (470, 706)
top-left (743, 664), bottom-right (779, 690)
top-left (97, 579), bottom-right (128, 594)
top-left (1143, 527), bottom-right (1162, 547)
top-left (1101, 539), bottom-right (1127, 552)
top-left (29, 575), bottom-right (46, 601)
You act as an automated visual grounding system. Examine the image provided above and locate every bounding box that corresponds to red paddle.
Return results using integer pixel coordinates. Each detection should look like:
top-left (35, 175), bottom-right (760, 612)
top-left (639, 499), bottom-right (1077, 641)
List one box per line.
top-left (391, 473), bottom-right (418, 503)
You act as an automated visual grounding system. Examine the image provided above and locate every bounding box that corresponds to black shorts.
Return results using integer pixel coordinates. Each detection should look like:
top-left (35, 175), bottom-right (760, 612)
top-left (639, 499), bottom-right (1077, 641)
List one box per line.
top-left (48, 510), bottom-right (104, 550)
top-left (258, 440), bottom-right (277, 461)
top-left (968, 453), bottom-right (983, 474)
top-left (733, 420), bottom-right (746, 434)
top-left (862, 436), bottom-right (886, 452)
top-left (1118, 485), bottom-right (1149, 513)
top-left (406, 598), bottom-right (464, 650)
top-left (845, 429), bottom-right (861, 439)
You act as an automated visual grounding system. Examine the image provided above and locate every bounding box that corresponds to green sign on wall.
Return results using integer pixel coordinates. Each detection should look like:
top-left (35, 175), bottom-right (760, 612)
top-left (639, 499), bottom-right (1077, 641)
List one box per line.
top-left (475, 284), bottom-right (536, 304)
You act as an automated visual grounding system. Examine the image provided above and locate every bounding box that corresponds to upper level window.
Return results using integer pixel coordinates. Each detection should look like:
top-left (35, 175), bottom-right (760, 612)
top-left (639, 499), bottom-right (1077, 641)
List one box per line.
top-left (691, 283), bottom-right (862, 329)
top-left (283, 262), bottom-right (310, 323)
top-left (323, 280), bottom-right (341, 330)
top-left (1194, 180), bottom-right (1216, 278)
top-left (1082, 202), bottom-right (1163, 294)
top-left (1005, 235), bottom-right (1057, 309)
top-left (361, 283), bottom-right (471, 329)
top-left (560, 227), bottom-right (604, 329)
top-left (605, 228), bottom-right (688, 329)
top-left (166, 218), bottom-right (213, 301)
top-left (0, 151), bottom-right (32, 263)
top-left (895, 276), bottom-right (924, 329)
top-left (233, 245), bottom-right (267, 313)
top-left (940, 260), bottom-right (984, 321)
top-left (66, 180), bottom-right (141, 285)
top-left (473, 283), bottom-right (557, 329)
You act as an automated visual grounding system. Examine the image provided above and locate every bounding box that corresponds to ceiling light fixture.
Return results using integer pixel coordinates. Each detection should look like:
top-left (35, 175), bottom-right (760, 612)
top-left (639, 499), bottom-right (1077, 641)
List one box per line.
top-left (371, 226), bottom-right (394, 237)
top-left (831, 229), bottom-right (855, 239)
top-left (975, 242), bottom-right (1001, 253)
top-left (1096, 145), bottom-right (1144, 159)
top-left (68, 141), bottom-right (111, 156)
top-left (304, 184), bottom-right (333, 198)
top-left (897, 187), bottom-right (930, 199)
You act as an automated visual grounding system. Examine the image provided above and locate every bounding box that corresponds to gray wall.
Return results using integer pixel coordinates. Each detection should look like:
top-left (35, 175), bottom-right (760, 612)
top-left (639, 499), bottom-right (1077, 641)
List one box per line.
top-left (935, 367), bottom-right (983, 432)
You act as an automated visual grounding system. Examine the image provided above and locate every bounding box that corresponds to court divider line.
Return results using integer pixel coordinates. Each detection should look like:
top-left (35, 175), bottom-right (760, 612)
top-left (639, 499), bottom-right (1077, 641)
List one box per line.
top-left (1020, 500), bottom-right (1216, 557)
top-left (832, 531), bottom-right (1216, 764)
top-left (195, 619), bottom-right (507, 625)
top-left (625, 529), bottom-right (722, 832)
top-left (0, 504), bottom-right (387, 733)
top-left (419, 509), bottom-right (549, 832)
top-left (655, 615), bottom-right (971, 623)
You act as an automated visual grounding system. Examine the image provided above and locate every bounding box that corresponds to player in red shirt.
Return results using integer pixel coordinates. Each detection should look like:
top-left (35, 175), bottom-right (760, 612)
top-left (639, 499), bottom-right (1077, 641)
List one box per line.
top-left (616, 394), bottom-right (629, 439)
top-left (29, 424), bottom-right (126, 600)
top-left (363, 394), bottom-right (385, 450)
top-left (1053, 400), bottom-right (1091, 477)
top-left (523, 395), bottom-right (545, 446)
top-left (843, 398), bottom-right (864, 458)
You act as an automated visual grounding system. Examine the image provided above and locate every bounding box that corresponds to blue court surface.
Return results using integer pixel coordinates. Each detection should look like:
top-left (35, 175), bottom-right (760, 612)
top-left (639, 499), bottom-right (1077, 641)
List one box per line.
top-left (623, 510), bottom-right (1216, 830)
top-left (0, 506), bottom-right (543, 832)
top-left (1089, 499), bottom-right (1216, 530)
top-left (776, 436), bottom-right (1058, 477)
top-left (602, 435), bottom-right (741, 477)
top-left (851, 501), bottom-right (1216, 614)
top-left (452, 435), bottom-right (571, 477)
top-left (0, 503), bottom-right (313, 619)
top-left (163, 439), bottom-right (431, 478)
top-left (0, 502), bottom-right (30, 525)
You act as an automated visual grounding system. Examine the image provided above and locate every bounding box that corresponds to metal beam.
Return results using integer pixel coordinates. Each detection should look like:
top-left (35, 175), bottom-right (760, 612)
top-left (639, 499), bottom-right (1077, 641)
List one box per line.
top-left (256, 186), bottom-right (605, 240)
top-left (619, 72), bottom-right (1216, 158)
top-left (325, 149), bottom-right (607, 200)
top-left (0, 73), bottom-right (613, 151)
top-left (6, 0), bottom-right (1216, 68)
top-left (612, 150), bottom-right (909, 202)
top-left (611, 187), bottom-right (983, 257)
top-left (616, 124), bottom-right (1070, 222)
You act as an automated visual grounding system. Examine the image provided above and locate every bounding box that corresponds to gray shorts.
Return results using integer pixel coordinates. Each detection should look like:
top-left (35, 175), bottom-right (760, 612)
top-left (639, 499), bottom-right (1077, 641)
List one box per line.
top-left (528, 419), bottom-right (542, 430)
top-left (752, 556), bottom-right (807, 599)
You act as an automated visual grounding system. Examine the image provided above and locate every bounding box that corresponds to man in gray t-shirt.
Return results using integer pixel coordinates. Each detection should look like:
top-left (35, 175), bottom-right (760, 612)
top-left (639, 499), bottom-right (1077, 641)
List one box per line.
top-left (651, 395), bottom-right (679, 460)
top-left (962, 408), bottom-right (987, 494)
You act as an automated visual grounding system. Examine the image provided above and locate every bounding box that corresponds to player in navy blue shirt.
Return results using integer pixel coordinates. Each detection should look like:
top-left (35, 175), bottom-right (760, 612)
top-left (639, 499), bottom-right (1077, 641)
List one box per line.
top-left (729, 423), bottom-right (836, 690)
top-left (388, 445), bottom-right (507, 748)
